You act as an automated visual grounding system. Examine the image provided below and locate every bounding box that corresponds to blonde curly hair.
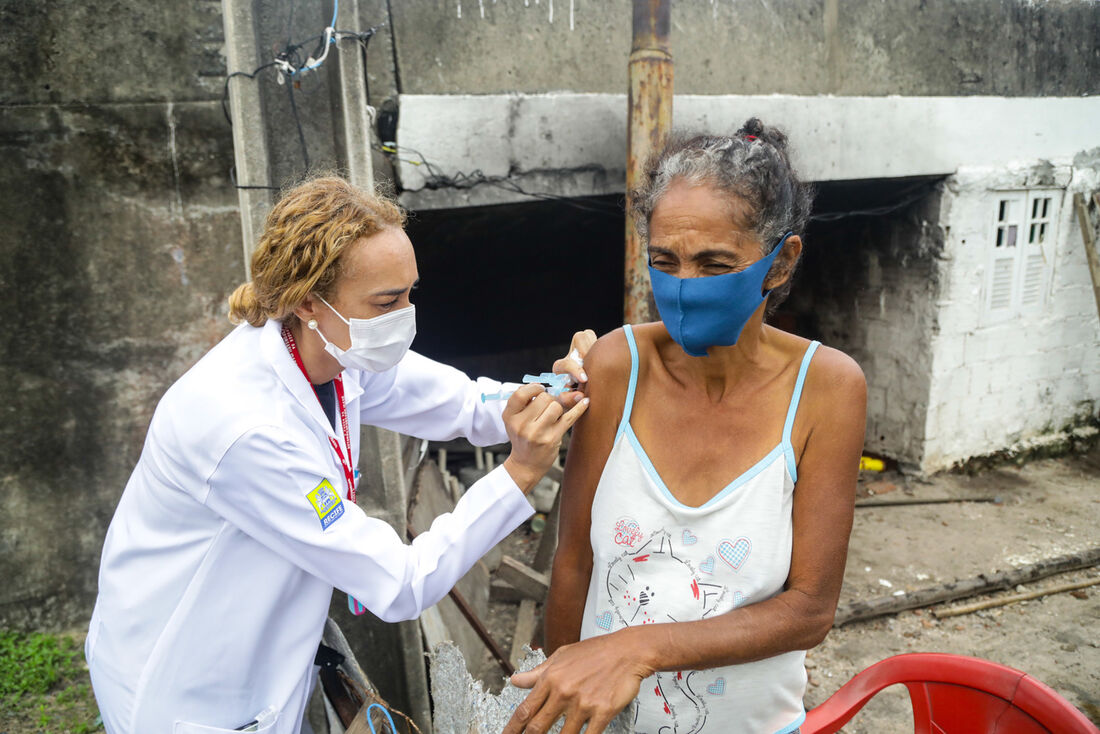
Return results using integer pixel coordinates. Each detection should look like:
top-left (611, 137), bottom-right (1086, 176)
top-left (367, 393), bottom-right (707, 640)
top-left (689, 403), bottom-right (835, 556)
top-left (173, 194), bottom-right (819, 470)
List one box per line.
top-left (228, 176), bottom-right (407, 327)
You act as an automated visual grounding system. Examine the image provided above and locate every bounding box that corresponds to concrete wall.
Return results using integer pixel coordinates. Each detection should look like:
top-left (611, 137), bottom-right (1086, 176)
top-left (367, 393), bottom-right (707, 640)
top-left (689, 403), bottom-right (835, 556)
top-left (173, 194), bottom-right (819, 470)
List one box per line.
top-left (783, 181), bottom-right (945, 469)
top-left (3, 0), bottom-right (1099, 632)
top-left (394, 94), bottom-right (1100, 208)
top-left (388, 0), bottom-right (1100, 96)
top-left (385, 0), bottom-right (1100, 208)
top-left (0, 1), bottom-right (243, 629)
top-left (922, 157), bottom-right (1100, 472)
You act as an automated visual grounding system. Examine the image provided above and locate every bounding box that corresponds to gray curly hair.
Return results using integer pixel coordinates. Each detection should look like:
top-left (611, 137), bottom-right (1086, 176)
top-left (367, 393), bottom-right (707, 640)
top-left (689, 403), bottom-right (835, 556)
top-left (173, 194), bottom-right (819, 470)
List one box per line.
top-left (632, 118), bottom-right (814, 309)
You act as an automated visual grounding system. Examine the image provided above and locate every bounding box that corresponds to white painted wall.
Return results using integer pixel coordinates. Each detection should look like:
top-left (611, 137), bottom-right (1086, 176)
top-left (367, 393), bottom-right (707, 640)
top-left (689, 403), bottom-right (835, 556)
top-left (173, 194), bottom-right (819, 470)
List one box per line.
top-left (394, 92), bottom-right (1100, 471)
top-left (922, 158), bottom-right (1100, 472)
top-left (810, 244), bottom-right (940, 471)
top-left (395, 94), bottom-right (1100, 209)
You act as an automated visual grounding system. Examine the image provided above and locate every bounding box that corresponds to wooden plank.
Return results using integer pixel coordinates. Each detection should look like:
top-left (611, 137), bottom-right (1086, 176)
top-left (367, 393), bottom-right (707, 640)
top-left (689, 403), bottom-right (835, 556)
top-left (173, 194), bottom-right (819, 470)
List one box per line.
top-left (419, 606), bottom-right (451, 656)
top-left (1074, 192), bottom-right (1100, 321)
top-left (510, 599), bottom-right (539, 669)
top-left (544, 463), bottom-right (564, 484)
top-left (346, 700), bottom-right (420, 734)
top-left (409, 461), bottom-right (490, 618)
top-left (490, 580), bottom-right (529, 604)
top-left (855, 496), bottom-right (1000, 508)
top-left (834, 547), bottom-right (1100, 626)
top-left (408, 519), bottom-right (514, 677)
top-left (933, 577), bottom-right (1100, 619)
top-left (496, 555), bottom-right (550, 601)
top-left (532, 484), bottom-right (562, 573)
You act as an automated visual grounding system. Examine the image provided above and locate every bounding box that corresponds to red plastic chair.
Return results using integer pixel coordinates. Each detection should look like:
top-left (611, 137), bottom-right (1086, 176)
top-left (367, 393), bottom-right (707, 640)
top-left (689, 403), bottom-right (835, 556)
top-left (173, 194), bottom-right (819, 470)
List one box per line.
top-left (802, 653), bottom-right (1099, 733)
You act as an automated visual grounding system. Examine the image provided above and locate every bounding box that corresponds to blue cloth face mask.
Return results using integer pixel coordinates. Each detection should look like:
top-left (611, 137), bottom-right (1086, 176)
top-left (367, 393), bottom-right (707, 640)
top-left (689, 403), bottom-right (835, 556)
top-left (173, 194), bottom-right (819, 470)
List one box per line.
top-left (648, 232), bottom-right (792, 357)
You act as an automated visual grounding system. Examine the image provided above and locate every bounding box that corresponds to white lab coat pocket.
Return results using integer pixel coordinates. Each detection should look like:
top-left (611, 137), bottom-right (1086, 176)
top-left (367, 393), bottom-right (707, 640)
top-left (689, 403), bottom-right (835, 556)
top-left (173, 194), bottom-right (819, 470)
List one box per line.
top-left (173, 707), bottom-right (278, 733)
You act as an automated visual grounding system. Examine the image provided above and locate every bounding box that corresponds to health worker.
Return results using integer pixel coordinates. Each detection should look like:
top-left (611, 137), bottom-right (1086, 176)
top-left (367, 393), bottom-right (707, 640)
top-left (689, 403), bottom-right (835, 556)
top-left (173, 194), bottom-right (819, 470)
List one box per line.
top-left (86, 176), bottom-right (593, 734)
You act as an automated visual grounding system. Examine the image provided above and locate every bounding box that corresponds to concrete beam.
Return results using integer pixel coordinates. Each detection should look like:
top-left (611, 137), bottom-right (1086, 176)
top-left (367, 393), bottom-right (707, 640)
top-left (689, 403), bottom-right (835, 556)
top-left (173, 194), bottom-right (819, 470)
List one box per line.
top-left (222, 0), bottom-right (274, 271)
top-left (333, 0), bottom-right (375, 188)
top-left (395, 93), bottom-right (1100, 209)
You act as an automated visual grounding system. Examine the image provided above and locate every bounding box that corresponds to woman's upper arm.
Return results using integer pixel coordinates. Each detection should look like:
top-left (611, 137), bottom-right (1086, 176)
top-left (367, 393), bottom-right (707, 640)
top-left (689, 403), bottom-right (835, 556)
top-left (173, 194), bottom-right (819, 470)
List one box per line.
top-left (546, 331), bottom-right (630, 651)
top-left (555, 331), bottom-right (631, 571)
top-left (786, 346), bottom-right (867, 633)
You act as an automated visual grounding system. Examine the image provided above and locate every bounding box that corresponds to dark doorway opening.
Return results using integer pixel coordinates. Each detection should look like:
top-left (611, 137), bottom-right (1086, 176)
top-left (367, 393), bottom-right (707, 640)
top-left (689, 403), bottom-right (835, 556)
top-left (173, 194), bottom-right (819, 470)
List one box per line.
top-left (406, 194), bottom-right (625, 380)
top-left (406, 176), bottom-right (943, 397)
top-left (777, 175), bottom-right (945, 341)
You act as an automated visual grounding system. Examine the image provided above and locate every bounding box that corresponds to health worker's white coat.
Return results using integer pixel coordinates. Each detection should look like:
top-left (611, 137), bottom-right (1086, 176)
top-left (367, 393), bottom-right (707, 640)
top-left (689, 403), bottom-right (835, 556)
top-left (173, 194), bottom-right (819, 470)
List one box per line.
top-left (86, 318), bottom-right (534, 734)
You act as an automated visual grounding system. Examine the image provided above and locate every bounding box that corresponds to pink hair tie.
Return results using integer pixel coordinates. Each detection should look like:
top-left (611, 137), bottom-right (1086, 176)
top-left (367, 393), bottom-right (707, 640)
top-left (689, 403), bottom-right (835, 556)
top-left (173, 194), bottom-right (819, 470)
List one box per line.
top-left (745, 135), bottom-right (757, 141)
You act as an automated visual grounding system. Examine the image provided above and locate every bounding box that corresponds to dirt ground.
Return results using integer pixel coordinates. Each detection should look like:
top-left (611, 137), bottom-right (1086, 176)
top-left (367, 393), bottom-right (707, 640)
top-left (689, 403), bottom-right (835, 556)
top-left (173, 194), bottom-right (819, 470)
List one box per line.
top-left (482, 445), bottom-right (1100, 731)
top-left (805, 445), bottom-right (1100, 730)
top-left (9, 448), bottom-right (1096, 733)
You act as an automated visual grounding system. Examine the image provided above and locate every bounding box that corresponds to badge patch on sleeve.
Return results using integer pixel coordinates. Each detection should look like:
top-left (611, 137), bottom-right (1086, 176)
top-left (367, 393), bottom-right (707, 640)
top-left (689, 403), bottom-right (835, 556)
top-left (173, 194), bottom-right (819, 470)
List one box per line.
top-left (308, 479), bottom-right (345, 530)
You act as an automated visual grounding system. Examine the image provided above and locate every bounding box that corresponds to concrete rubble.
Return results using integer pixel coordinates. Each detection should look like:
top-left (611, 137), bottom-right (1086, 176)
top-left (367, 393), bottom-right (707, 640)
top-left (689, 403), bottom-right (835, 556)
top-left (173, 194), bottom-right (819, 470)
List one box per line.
top-left (429, 642), bottom-right (637, 734)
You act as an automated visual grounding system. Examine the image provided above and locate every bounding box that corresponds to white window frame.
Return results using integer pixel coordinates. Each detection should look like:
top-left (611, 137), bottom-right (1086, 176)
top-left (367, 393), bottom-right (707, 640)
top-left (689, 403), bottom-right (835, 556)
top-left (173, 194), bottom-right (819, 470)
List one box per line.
top-left (983, 189), bottom-right (1060, 324)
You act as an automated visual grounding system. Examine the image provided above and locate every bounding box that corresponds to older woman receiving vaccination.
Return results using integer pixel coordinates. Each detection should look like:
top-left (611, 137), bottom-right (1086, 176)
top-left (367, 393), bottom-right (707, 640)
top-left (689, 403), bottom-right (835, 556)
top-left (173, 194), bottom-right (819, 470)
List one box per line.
top-left (505, 119), bottom-right (868, 734)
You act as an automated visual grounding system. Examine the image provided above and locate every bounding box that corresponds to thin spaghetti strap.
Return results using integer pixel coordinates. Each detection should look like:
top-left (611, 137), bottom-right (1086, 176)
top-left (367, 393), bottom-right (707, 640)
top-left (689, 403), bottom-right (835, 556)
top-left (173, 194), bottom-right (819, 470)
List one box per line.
top-left (616, 325), bottom-right (641, 440)
top-left (782, 341), bottom-right (821, 446)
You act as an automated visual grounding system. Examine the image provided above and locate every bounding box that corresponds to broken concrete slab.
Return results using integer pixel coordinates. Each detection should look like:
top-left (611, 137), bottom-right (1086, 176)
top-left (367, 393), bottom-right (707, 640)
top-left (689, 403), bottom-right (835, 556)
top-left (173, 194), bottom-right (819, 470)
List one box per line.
top-left (429, 642), bottom-right (636, 734)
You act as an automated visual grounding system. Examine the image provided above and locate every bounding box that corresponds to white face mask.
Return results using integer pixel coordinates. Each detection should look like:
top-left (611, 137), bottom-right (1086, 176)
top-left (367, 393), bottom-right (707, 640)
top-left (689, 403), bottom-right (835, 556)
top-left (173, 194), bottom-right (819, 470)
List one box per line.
top-left (308, 295), bottom-right (416, 373)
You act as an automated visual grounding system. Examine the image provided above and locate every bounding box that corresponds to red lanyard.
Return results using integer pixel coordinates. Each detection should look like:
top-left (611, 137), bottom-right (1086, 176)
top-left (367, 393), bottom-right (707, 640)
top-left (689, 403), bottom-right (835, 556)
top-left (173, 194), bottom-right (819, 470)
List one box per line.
top-left (281, 324), bottom-right (357, 503)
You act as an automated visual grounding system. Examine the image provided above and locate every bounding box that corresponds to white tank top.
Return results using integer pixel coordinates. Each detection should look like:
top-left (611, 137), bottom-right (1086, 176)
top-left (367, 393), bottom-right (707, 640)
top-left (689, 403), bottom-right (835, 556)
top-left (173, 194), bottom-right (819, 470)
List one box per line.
top-left (579, 325), bottom-right (819, 734)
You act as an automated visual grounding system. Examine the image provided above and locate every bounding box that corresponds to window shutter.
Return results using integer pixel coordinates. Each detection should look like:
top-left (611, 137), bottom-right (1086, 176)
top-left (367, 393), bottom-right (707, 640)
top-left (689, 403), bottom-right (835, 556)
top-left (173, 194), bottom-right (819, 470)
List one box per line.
top-left (989, 257), bottom-right (1016, 311)
top-left (983, 191), bottom-right (1058, 323)
top-left (1019, 193), bottom-right (1054, 310)
top-left (986, 195), bottom-right (1024, 320)
top-left (1019, 252), bottom-right (1045, 306)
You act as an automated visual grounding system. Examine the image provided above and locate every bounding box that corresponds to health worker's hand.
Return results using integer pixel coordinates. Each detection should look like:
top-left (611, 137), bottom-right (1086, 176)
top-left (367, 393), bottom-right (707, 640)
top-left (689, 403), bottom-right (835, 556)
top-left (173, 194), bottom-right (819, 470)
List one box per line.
top-left (551, 329), bottom-right (597, 406)
top-left (503, 632), bottom-right (651, 734)
top-left (501, 383), bottom-right (589, 493)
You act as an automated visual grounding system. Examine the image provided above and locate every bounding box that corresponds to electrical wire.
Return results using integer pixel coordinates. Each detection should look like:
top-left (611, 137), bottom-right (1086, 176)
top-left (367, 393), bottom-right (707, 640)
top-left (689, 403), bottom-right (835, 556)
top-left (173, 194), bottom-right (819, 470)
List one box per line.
top-left (222, 0), bottom-right (377, 127)
top-left (229, 166), bottom-right (281, 191)
top-left (378, 143), bottom-right (940, 221)
top-left (810, 180), bottom-right (940, 222)
top-left (365, 703), bottom-right (398, 734)
top-left (376, 142), bottom-right (623, 215)
top-left (222, 2), bottom-right (617, 213)
top-left (276, 0), bottom-right (339, 76)
top-left (285, 79), bottom-right (311, 170)
top-left (221, 62), bottom-right (279, 125)
top-left (222, 1), bottom-right (381, 190)
top-left (224, 10), bottom-right (937, 223)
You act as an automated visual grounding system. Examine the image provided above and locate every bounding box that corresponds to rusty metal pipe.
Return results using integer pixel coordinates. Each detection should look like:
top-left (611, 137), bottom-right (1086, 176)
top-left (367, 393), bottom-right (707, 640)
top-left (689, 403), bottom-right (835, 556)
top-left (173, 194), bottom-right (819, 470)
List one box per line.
top-left (624, 0), bottom-right (673, 325)
top-left (406, 523), bottom-right (515, 676)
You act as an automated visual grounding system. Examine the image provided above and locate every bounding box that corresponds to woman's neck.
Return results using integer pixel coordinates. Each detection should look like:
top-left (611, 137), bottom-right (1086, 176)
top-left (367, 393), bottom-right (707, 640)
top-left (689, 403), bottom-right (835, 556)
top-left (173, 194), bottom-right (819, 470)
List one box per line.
top-left (288, 320), bottom-right (344, 385)
top-left (664, 319), bottom-right (776, 402)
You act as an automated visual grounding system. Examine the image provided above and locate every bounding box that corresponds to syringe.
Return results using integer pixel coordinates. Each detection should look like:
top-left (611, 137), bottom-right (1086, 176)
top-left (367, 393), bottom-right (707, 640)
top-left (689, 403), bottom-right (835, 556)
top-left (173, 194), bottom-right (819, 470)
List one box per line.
top-left (481, 372), bottom-right (575, 402)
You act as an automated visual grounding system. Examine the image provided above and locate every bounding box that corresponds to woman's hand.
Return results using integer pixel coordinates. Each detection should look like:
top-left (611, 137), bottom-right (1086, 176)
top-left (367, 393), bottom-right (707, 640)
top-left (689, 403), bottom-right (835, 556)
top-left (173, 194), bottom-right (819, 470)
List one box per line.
top-left (551, 329), bottom-right (597, 406)
top-left (503, 632), bottom-right (652, 734)
top-left (502, 384), bottom-right (589, 493)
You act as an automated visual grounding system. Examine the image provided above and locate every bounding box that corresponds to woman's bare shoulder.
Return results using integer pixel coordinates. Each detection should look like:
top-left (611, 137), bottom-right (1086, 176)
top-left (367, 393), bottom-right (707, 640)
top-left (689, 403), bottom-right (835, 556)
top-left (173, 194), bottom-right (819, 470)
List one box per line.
top-left (582, 327), bottom-right (634, 381)
top-left (802, 343), bottom-right (867, 413)
top-left (573, 327), bottom-right (636, 432)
